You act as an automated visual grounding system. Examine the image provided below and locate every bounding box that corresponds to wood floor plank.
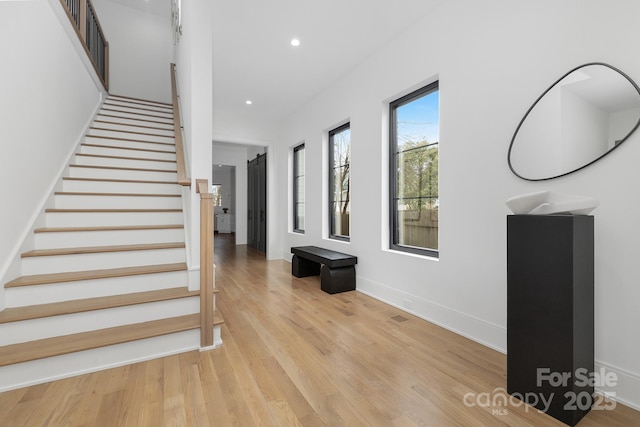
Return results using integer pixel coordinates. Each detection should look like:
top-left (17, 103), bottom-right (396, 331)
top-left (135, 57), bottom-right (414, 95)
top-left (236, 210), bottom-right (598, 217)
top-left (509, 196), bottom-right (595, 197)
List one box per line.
top-left (0, 234), bottom-right (638, 426)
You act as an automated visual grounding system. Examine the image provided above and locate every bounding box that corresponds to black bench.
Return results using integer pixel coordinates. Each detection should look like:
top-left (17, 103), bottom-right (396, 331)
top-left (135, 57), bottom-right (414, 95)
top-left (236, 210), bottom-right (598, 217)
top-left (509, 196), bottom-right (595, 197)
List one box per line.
top-left (291, 246), bottom-right (357, 294)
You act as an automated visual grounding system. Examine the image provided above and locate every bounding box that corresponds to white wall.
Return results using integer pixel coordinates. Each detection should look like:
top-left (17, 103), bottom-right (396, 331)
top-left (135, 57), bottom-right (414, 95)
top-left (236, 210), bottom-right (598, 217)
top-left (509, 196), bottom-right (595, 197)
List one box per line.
top-left (213, 144), bottom-right (248, 244)
top-left (173, 0), bottom-right (213, 281)
top-left (92, 0), bottom-right (173, 103)
top-left (0, 0), bottom-right (104, 300)
top-left (274, 0), bottom-right (640, 409)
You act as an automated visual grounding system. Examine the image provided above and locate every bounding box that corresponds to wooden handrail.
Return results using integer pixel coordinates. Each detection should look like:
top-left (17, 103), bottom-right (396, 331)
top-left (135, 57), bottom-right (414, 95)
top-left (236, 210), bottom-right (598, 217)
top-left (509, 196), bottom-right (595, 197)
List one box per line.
top-left (196, 179), bottom-right (215, 347)
top-left (170, 63), bottom-right (191, 187)
top-left (59, 0), bottom-right (109, 90)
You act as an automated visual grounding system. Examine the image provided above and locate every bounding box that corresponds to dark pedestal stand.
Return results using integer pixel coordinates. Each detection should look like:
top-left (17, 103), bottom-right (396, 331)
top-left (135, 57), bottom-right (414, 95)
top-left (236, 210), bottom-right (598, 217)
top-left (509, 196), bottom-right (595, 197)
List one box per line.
top-left (507, 215), bottom-right (594, 426)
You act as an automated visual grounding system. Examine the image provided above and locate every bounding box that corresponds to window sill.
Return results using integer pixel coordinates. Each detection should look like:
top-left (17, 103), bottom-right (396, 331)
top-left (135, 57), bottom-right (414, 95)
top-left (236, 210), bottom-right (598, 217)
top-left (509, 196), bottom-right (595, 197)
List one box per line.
top-left (324, 237), bottom-right (351, 245)
top-left (383, 247), bottom-right (439, 262)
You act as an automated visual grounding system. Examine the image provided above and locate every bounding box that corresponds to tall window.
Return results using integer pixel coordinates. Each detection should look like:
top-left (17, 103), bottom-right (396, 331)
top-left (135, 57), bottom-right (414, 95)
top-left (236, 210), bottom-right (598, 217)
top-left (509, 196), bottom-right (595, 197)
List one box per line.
top-left (293, 143), bottom-right (305, 233)
top-left (329, 123), bottom-right (351, 241)
top-left (390, 82), bottom-right (439, 257)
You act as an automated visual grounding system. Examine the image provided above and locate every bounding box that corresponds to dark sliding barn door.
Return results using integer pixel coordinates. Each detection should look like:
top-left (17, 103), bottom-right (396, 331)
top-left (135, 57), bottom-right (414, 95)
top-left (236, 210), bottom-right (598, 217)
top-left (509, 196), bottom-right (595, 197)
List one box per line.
top-left (247, 153), bottom-right (267, 252)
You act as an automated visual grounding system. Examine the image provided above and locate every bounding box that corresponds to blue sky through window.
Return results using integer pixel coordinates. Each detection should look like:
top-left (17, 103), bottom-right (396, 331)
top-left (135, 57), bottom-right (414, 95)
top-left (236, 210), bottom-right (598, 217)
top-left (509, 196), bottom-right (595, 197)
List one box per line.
top-left (396, 90), bottom-right (439, 149)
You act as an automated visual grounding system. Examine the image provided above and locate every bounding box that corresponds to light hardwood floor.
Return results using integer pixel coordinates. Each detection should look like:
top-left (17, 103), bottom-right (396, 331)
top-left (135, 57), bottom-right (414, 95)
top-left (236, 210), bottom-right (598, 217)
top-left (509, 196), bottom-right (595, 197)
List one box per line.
top-left (1, 233), bottom-right (639, 426)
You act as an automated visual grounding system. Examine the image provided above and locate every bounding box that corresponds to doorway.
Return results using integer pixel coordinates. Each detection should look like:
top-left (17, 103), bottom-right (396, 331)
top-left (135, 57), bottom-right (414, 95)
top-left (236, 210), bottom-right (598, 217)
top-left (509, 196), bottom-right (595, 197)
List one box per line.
top-left (247, 153), bottom-right (267, 252)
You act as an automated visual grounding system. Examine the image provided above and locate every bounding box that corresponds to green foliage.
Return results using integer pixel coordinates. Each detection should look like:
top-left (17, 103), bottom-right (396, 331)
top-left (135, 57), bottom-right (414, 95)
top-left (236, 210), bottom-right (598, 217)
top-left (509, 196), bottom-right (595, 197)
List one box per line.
top-left (397, 139), bottom-right (438, 212)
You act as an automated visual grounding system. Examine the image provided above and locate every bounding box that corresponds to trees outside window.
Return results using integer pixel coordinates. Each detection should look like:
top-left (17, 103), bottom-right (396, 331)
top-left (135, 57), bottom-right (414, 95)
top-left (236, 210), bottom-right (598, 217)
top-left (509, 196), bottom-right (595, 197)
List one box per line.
top-left (329, 123), bottom-right (350, 240)
top-left (293, 143), bottom-right (305, 233)
top-left (390, 82), bottom-right (439, 257)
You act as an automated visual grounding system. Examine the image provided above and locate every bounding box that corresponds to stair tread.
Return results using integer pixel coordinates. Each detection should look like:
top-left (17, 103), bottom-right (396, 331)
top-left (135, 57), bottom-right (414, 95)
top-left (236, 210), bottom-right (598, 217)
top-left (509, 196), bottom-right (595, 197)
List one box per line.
top-left (54, 191), bottom-right (180, 197)
top-left (82, 142), bottom-right (176, 154)
top-left (108, 94), bottom-right (173, 107)
top-left (93, 119), bottom-right (173, 132)
top-left (5, 262), bottom-right (187, 288)
top-left (214, 314), bottom-right (224, 326)
top-left (69, 164), bottom-right (177, 173)
top-left (85, 134), bottom-right (175, 146)
top-left (22, 242), bottom-right (185, 258)
top-left (34, 224), bottom-right (184, 233)
top-left (76, 153), bottom-right (176, 164)
top-left (62, 177), bottom-right (180, 185)
top-left (96, 114), bottom-right (175, 127)
top-left (46, 208), bottom-right (182, 212)
top-left (0, 314), bottom-right (199, 367)
top-left (100, 108), bottom-right (173, 121)
top-left (0, 288), bottom-right (199, 324)
top-left (91, 125), bottom-right (174, 136)
top-left (103, 104), bottom-right (172, 114)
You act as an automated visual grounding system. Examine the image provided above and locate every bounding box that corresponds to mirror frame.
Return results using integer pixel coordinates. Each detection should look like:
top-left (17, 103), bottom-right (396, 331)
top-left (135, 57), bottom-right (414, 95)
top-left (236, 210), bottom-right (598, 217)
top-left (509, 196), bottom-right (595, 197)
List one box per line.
top-left (508, 62), bottom-right (640, 181)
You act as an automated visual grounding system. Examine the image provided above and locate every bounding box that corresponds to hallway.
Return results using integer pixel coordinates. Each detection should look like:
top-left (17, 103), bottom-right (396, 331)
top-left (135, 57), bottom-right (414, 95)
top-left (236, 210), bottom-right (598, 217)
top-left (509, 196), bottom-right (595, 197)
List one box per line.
top-left (0, 234), bottom-right (638, 425)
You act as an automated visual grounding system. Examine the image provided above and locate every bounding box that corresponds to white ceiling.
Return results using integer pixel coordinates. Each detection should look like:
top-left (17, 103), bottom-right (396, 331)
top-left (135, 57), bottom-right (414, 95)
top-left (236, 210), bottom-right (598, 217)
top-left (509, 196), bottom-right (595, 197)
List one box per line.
top-left (107, 0), bottom-right (446, 135)
top-left (212, 0), bottom-right (445, 126)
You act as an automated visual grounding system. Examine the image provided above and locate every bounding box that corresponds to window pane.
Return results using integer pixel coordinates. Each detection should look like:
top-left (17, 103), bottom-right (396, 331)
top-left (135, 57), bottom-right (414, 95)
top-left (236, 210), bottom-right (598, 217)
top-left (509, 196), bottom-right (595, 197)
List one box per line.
top-left (332, 201), bottom-right (350, 237)
top-left (395, 199), bottom-right (438, 250)
top-left (391, 82), bottom-right (439, 255)
top-left (211, 184), bottom-right (222, 207)
top-left (397, 145), bottom-right (438, 199)
top-left (293, 144), bottom-right (305, 232)
top-left (329, 124), bottom-right (350, 239)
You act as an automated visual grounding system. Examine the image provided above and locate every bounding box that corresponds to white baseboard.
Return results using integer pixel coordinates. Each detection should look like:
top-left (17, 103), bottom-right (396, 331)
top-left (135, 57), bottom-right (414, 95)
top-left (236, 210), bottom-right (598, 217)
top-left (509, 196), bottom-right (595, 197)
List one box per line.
top-left (357, 275), bottom-right (506, 353)
top-left (595, 360), bottom-right (640, 411)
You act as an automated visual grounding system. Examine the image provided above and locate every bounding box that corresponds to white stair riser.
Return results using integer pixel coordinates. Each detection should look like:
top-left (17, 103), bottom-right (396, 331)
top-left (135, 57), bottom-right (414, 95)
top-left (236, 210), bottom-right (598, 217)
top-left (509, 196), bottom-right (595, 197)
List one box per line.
top-left (74, 154), bottom-right (177, 171)
top-left (88, 128), bottom-right (175, 144)
top-left (80, 145), bottom-right (177, 161)
top-left (99, 108), bottom-right (173, 123)
top-left (84, 136), bottom-right (175, 151)
top-left (92, 121), bottom-right (175, 137)
top-left (34, 228), bottom-right (185, 250)
top-left (100, 105), bottom-right (173, 119)
top-left (68, 166), bottom-right (178, 182)
top-left (54, 194), bottom-right (182, 210)
top-left (6, 270), bottom-right (188, 306)
top-left (0, 297), bottom-right (199, 346)
top-left (62, 179), bottom-right (181, 194)
top-left (46, 210), bottom-right (183, 227)
top-left (22, 247), bottom-right (186, 275)
top-left (95, 114), bottom-right (174, 130)
top-left (104, 100), bottom-right (174, 115)
top-left (0, 330), bottom-right (200, 393)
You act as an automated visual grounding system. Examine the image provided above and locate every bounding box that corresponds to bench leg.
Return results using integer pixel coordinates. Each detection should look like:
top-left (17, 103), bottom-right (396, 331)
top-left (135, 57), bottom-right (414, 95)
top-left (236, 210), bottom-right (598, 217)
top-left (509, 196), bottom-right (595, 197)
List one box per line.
top-left (292, 255), bottom-right (321, 277)
top-left (320, 265), bottom-right (356, 294)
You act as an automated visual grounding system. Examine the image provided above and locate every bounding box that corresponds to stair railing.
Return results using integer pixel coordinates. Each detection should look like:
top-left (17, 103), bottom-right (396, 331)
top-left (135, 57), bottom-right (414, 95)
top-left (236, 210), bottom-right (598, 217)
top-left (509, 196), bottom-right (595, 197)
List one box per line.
top-left (60, 0), bottom-right (109, 90)
top-left (196, 179), bottom-right (216, 348)
top-left (172, 64), bottom-right (216, 348)
top-left (170, 63), bottom-right (191, 187)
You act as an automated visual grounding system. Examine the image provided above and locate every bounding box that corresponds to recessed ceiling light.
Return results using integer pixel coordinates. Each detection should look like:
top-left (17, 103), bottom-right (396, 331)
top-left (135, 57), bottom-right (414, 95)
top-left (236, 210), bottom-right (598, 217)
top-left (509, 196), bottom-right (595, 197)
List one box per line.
top-left (290, 38), bottom-right (300, 47)
top-left (245, 100), bottom-right (253, 105)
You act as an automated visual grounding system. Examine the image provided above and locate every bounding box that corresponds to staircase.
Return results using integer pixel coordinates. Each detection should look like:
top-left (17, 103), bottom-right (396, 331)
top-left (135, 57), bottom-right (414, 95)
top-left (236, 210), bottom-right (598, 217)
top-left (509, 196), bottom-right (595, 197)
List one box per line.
top-left (0, 95), bottom-right (212, 392)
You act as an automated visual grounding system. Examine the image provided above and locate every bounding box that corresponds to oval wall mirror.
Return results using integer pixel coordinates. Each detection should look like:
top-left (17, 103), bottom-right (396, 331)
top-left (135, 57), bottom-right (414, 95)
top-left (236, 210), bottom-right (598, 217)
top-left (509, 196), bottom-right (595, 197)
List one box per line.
top-left (508, 63), bottom-right (640, 181)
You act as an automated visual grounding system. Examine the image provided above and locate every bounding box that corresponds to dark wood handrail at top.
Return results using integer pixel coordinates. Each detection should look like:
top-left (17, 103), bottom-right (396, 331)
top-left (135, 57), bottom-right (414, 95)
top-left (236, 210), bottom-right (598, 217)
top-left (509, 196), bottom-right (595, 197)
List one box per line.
top-left (59, 0), bottom-right (109, 90)
top-left (170, 63), bottom-right (191, 187)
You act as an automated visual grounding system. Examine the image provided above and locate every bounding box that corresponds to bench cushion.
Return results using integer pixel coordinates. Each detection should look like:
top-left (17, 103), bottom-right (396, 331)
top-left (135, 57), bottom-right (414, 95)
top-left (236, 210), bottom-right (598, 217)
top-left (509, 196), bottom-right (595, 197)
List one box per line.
top-left (291, 246), bottom-right (357, 268)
